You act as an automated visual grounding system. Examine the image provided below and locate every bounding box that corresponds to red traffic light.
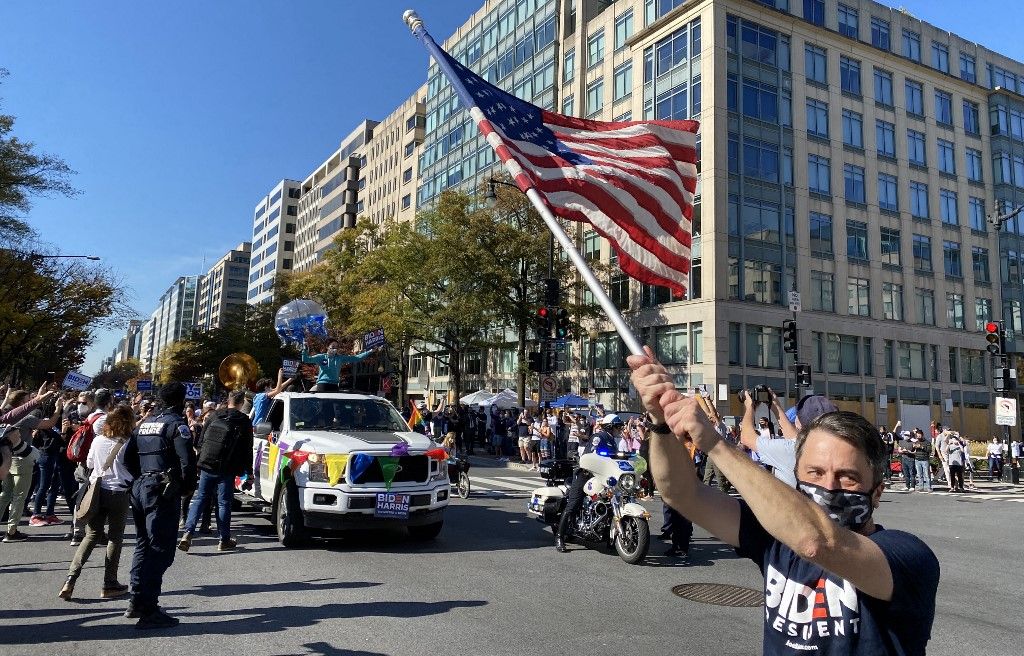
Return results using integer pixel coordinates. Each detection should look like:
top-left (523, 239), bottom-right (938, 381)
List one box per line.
top-left (537, 307), bottom-right (550, 318)
top-left (985, 321), bottom-right (1000, 334)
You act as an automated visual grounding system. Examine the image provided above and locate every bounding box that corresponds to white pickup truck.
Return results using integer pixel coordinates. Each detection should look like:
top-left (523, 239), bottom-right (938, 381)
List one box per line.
top-left (247, 392), bottom-right (449, 546)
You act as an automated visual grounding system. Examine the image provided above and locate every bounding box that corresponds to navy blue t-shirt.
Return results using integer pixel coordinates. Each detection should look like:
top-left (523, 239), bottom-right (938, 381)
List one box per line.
top-left (736, 502), bottom-right (939, 655)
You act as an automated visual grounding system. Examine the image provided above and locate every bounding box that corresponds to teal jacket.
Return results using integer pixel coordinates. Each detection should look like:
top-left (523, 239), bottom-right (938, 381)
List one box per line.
top-left (301, 347), bottom-right (373, 385)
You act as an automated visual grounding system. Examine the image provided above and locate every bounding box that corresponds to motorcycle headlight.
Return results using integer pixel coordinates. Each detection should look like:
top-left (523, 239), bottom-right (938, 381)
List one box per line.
top-left (618, 473), bottom-right (637, 492)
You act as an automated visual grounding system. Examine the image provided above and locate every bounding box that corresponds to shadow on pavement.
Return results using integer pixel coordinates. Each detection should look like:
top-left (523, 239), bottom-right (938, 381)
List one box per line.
top-left (293, 643), bottom-right (389, 656)
top-left (0, 599), bottom-right (487, 645)
top-left (162, 578), bottom-right (381, 598)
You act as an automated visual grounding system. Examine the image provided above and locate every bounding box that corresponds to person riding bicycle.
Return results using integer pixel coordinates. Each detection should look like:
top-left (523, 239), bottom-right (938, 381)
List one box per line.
top-left (555, 414), bottom-right (624, 553)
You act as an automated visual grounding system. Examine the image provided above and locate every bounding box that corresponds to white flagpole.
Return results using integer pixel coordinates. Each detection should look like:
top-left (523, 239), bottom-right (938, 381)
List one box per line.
top-left (404, 10), bottom-right (645, 357)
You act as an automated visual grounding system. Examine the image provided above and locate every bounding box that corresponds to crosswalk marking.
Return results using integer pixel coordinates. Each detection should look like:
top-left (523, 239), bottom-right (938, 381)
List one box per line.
top-left (470, 475), bottom-right (541, 492)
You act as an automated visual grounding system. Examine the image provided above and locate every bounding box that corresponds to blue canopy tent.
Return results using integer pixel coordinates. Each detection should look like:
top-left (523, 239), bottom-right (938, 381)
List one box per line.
top-left (549, 393), bottom-right (590, 408)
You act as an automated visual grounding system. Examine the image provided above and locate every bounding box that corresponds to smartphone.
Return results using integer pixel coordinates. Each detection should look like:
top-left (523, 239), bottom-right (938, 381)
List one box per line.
top-left (46, 371), bottom-right (56, 384)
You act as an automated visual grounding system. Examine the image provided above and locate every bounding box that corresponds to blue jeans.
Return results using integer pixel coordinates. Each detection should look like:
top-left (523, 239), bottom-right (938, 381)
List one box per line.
top-left (184, 471), bottom-right (234, 540)
top-left (32, 448), bottom-right (79, 517)
top-left (901, 456), bottom-right (916, 489)
top-left (914, 460), bottom-right (932, 491)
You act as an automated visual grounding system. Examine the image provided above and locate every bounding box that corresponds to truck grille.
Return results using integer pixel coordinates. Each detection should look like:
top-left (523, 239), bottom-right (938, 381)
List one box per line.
top-left (350, 455), bottom-right (429, 485)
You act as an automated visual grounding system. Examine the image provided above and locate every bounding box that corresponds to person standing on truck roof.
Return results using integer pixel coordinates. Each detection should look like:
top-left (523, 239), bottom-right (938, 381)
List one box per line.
top-left (301, 338), bottom-right (376, 392)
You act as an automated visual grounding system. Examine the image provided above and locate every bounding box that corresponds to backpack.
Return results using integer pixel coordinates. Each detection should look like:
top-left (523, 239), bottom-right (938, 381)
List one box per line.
top-left (66, 414), bottom-right (101, 464)
top-left (197, 410), bottom-right (248, 475)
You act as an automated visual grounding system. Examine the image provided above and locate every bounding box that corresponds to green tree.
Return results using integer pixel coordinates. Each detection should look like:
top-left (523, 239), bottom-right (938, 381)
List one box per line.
top-left (91, 358), bottom-right (142, 390)
top-left (0, 68), bottom-right (78, 245)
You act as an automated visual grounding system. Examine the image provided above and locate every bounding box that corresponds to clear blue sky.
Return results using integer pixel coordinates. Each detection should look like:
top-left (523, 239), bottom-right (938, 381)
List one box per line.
top-left (1, 1), bottom-right (1021, 376)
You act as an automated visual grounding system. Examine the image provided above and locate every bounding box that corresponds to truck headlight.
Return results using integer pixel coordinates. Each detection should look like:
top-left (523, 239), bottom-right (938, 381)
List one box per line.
top-left (307, 460), bottom-right (328, 483)
top-left (431, 458), bottom-right (448, 481)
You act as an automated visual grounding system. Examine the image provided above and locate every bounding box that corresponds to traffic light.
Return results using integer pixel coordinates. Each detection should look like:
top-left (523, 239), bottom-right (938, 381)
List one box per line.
top-left (794, 363), bottom-right (812, 387)
top-left (544, 278), bottom-right (560, 305)
top-left (993, 367), bottom-right (1014, 392)
top-left (527, 352), bottom-right (542, 373)
top-left (985, 320), bottom-right (1005, 356)
top-left (545, 350), bottom-right (558, 372)
top-left (534, 306), bottom-right (552, 339)
top-left (554, 307), bottom-right (570, 339)
top-left (782, 320), bottom-right (798, 354)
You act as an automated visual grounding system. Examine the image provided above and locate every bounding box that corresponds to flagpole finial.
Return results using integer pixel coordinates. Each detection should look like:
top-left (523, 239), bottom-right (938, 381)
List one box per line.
top-left (403, 10), bottom-right (424, 33)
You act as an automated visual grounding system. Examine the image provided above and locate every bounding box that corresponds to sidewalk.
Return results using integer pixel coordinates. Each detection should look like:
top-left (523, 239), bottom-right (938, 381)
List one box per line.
top-left (466, 453), bottom-right (535, 472)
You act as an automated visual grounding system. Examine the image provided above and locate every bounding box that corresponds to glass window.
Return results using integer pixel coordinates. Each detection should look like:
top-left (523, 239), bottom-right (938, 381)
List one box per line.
top-left (876, 119), bottom-right (895, 157)
top-left (806, 99), bottom-right (829, 138)
top-left (810, 211), bottom-right (833, 256)
top-left (804, 0), bottom-right (824, 25)
top-left (656, 325), bottom-right (689, 365)
top-left (846, 220), bottom-right (868, 259)
top-left (808, 155), bottom-right (831, 194)
top-left (966, 149), bottom-right (983, 182)
top-left (910, 181), bottom-right (929, 219)
top-left (975, 298), bottom-right (992, 331)
top-left (871, 17), bottom-right (890, 50)
top-left (937, 140), bottom-right (956, 175)
top-left (931, 42), bottom-right (949, 73)
top-left (840, 57), bottom-right (861, 95)
top-left (586, 79), bottom-right (604, 116)
top-left (729, 322), bottom-right (741, 365)
top-left (960, 53), bottom-right (976, 83)
top-left (939, 189), bottom-right (958, 225)
top-left (745, 325), bottom-right (783, 369)
top-left (825, 334), bottom-right (860, 375)
top-left (811, 270), bottom-right (834, 311)
top-left (1002, 249), bottom-right (1022, 285)
top-left (614, 10), bottom-right (634, 50)
top-left (838, 4), bottom-right (858, 38)
top-left (742, 137), bottom-right (781, 183)
top-left (741, 78), bottom-right (779, 123)
top-left (874, 68), bottom-right (893, 105)
top-left (878, 173), bottom-right (899, 212)
top-left (915, 289), bottom-right (935, 325)
top-left (805, 45), bottom-right (827, 84)
top-left (587, 30), bottom-right (606, 67)
top-left (848, 277), bottom-right (870, 316)
top-left (563, 48), bottom-right (575, 83)
top-left (882, 282), bottom-right (904, 320)
top-left (962, 349), bottom-right (985, 384)
top-left (897, 342), bottom-right (926, 379)
top-left (842, 109), bottom-right (863, 147)
top-left (943, 240), bottom-right (962, 277)
top-left (969, 197), bottom-right (986, 231)
top-left (963, 101), bottom-right (980, 135)
top-left (949, 347), bottom-right (959, 383)
top-left (907, 129), bottom-right (926, 166)
top-left (562, 94), bottom-right (575, 115)
top-left (884, 340), bottom-right (894, 377)
top-left (935, 90), bottom-right (953, 125)
top-left (844, 164), bottom-right (866, 204)
top-left (972, 246), bottom-right (990, 282)
top-left (613, 63), bottom-right (632, 101)
top-left (880, 226), bottom-right (901, 265)
top-left (902, 29), bottom-right (920, 62)
top-left (912, 234), bottom-right (932, 272)
top-left (905, 80), bottom-right (923, 115)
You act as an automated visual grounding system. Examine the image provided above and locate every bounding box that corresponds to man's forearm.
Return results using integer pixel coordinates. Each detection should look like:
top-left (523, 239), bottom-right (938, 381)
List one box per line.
top-left (773, 403), bottom-right (798, 439)
top-left (707, 438), bottom-right (838, 558)
top-left (739, 403), bottom-right (758, 451)
top-left (648, 432), bottom-right (700, 511)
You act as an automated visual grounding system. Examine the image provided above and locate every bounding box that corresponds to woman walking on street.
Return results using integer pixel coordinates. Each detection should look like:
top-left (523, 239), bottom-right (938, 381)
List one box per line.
top-left (59, 405), bottom-right (135, 601)
top-left (987, 437), bottom-right (1004, 481)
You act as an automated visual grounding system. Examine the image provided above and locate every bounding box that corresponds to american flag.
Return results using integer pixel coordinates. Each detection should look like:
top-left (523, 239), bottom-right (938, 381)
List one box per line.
top-left (416, 27), bottom-right (699, 298)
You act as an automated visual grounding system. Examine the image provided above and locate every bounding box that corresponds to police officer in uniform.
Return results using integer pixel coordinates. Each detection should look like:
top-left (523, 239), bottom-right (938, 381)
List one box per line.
top-left (555, 414), bottom-right (623, 552)
top-left (122, 382), bottom-right (197, 629)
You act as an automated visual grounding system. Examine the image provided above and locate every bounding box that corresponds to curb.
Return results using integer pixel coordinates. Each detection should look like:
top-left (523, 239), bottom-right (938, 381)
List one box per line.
top-left (466, 455), bottom-right (533, 472)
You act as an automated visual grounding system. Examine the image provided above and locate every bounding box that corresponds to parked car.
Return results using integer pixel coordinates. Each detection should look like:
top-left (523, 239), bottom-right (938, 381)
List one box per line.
top-left (245, 392), bottom-right (449, 546)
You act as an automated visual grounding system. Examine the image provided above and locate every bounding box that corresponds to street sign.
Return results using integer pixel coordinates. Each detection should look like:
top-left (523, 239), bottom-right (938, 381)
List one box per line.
top-left (363, 328), bottom-right (386, 350)
top-left (136, 379), bottom-right (153, 392)
top-left (540, 375), bottom-right (557, 402)
top-left (788, 291), bottom-right (801, 312)
top-left (995, 396), bottom-right (1017, 426)
top-left (62, 371), bottom-right (92, 391)
top-left (184, 382), bottom-right (203, 400)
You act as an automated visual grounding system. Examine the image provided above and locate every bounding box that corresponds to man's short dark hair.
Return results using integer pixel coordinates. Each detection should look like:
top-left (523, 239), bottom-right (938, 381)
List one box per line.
top-left (795, 411), bottom-right (887, 487)
top-left (255, 378), bottom-right (273, 392)
top-left (94, 388), bottom-right (113, 409)
top-left (159, 382), bottom-right (186, 407)
top-left (227, 389), bottom-right (246, 407)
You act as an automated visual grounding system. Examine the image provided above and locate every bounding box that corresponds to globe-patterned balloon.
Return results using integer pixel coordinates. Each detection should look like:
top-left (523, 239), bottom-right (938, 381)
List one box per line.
top-left (275, 299), bottom-right (328, 345)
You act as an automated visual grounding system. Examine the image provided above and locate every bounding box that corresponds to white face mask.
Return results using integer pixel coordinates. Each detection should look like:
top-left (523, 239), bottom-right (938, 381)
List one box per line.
top-left (77, 403), bottom-right (90, 415)
top-left (327, 348), bottom-right (338, 356)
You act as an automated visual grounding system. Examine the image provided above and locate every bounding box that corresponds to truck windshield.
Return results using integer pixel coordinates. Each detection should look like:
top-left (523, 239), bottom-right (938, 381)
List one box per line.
top-left (289, 398), bottom-right (408, 432)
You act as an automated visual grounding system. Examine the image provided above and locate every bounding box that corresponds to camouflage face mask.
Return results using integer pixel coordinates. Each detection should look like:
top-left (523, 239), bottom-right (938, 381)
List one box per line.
top-left (797, 480), bottom-right (877, 530)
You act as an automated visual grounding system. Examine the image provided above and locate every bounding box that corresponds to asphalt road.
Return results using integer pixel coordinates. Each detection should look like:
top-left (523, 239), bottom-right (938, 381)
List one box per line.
top-left (0, 464), bottom-right (1020, 656)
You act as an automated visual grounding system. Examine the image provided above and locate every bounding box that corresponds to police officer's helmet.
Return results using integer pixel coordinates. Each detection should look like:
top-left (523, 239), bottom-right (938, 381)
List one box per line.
top-left (597, 414), bottom-right (625, 429)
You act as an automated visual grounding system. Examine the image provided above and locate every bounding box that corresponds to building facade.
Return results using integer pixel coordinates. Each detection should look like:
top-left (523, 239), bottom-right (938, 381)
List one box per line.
top-left (248, 180), bottom-right (301, 305)
top-left (114, 319), bottom-right (144, 364)
top-left (138, 275), bottom-right (201, 375)
top-left (363, 88), bottom-right (428, 227)
top-left (400, 0), bottom-right (1024, 438)
top-left (198, 242), bottom-right (251, 329)
top-left (294, 122), bottom-right (378, 272)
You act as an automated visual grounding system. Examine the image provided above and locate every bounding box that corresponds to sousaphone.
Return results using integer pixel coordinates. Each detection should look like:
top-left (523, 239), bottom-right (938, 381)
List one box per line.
top-left (219, 353), bottom-right (259, 390)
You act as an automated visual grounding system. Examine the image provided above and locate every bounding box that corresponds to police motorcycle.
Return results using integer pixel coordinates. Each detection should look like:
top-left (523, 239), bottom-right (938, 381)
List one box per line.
top-left (527, 449), bottom-right (652, 564)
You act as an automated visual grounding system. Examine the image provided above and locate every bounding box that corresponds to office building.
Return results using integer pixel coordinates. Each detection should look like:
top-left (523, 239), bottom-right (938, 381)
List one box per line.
top-left (138, 275), bottom-right (202, 374)
top-left (198, 242), bottom-right (251, 329)
top-left (249, 180), bottom-right (301, 304)
top-left (114, 319), bottom-right (144, 364)
top-left (363, 88), bottom-right (428, 227)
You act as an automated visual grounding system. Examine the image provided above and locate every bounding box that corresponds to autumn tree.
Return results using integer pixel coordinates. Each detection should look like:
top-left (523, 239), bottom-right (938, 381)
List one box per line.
top-left (91, 358), bottom-right (142, 390)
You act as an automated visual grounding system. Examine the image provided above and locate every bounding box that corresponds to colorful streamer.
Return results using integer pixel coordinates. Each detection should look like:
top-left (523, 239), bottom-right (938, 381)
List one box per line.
top-left (390, 442), bottom-right (410, 457)
top-left (324, 454), bottom-right (349, 486)
top-left (377, 456), bottom-right (401, 491)
top-left (424, 448), bottom-right (448, 461)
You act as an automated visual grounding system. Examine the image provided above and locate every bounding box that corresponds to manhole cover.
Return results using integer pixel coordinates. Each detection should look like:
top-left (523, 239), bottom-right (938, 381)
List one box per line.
top-left (671, 583), bottom-right (764, 607)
